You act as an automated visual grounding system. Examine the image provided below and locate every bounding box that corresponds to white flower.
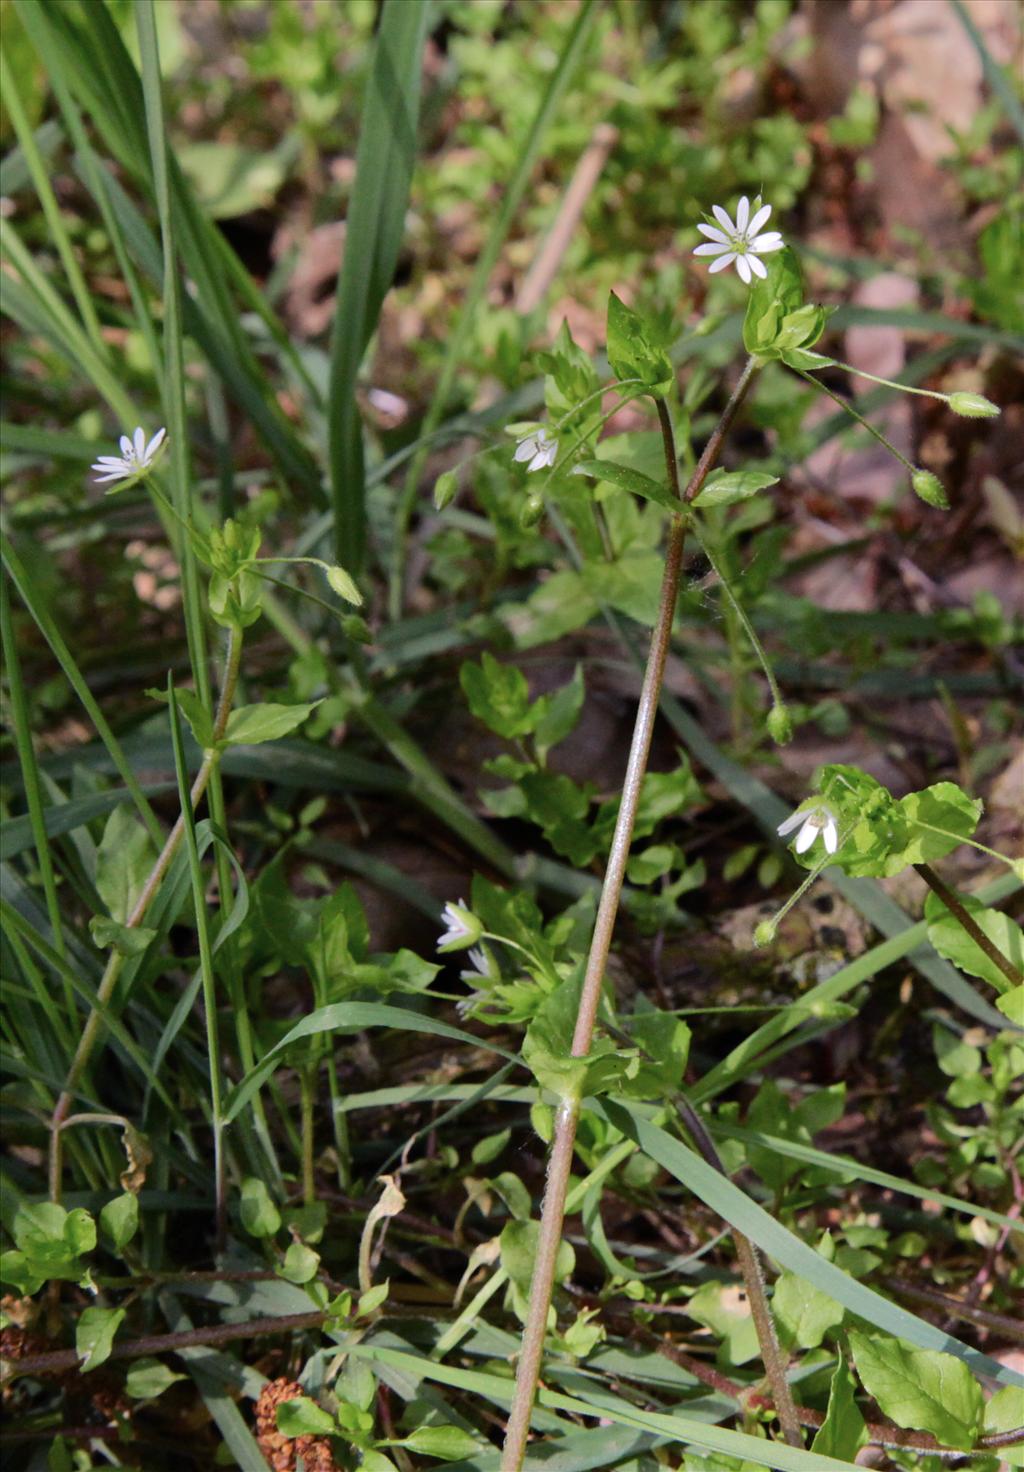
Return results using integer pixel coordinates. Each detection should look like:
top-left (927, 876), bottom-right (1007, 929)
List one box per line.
top-left (91, 426), bottom-right (167, 486)
top-left (513, 428), bottom-right (558, 473)
top-left (437, 899), bottom-right (482, 953)
top-left (460, 947), bottom-right (491, 983)
top-left (777, 802), bottom-right (840, 856)
top-left (693, 196), bottom-right (784, 285)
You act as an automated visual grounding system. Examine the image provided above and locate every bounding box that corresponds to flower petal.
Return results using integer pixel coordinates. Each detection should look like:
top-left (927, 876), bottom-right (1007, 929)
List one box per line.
top-left (145, 427), bottom-right (167, 460)
top-left (752, 232), bottom-right (784, 253)
top-left (94, 470), bottom-right (129, 484)
top-left (514, 438), bottom-right (538, 462)
top-left (133, 427), bottom-right (146, 460)
top-left (794, 821), bottom-right (817, 854)
top-left (697, 222), bottom-right (729, 243)
top-left (777, 810), bottom-right (805, 837)
top-left (120, 435), bottom-right (133, 456)
top-left (93, 456), bottom-right (127, 468)
top-left (694, 241), bottom-right (733, 256)
top-left (748, 203), bottom-right (772, 238)
top-left (735, 254), bottom-right (752, 285)
top-left (707, 252), bottom-right (736, 273)
top-left (823, 818), bottom-right (839, 855)
top-left (735, 195), bottom-right (750, 233)
top-left (711, 204), bottom-right (734, 233)
top-left (748, 254), bottom-right (768, 280)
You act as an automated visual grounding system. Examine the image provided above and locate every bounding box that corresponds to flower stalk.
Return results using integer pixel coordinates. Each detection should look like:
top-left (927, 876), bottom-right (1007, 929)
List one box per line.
top-left (502, 357), bottom-right (758, 1468)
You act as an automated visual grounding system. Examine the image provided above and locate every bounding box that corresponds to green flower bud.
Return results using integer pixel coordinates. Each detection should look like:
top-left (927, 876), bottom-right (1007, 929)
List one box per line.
top-left (947, 391), bottom-right (999, 419)
top-left (753, 919), bottom-right (777, 948)
top-left (766, 702), bottom-right (793, 745)
top-left (433, 470), bottom-right (458, 511)
top-left (911, 469), bottom-right (949, 510)
top-left (341, 614), bottom-right (373, 644)
top-left (520, 492), bottom-right (545, 529)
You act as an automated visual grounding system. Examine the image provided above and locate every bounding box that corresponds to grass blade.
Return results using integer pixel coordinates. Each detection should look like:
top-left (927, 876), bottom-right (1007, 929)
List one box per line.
top-left (328, 0), bottom-right (429, 570)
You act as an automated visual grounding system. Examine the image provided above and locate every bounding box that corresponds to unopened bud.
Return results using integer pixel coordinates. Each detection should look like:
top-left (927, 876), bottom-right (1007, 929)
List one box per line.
top-left (947, 392), bottom-right (999, 419)
top-left (766, 702), bottom-right (792, 745)
top-left (753, 919), bottom-right (777, 948)
top-left (911, 469), bottom-right (949, 510)
top-left (520, 492), bottom-right (545, 528)
top-left (433, 470), bottom-right (457, 511)
top-left (341, 614), bottom-right (372, 644)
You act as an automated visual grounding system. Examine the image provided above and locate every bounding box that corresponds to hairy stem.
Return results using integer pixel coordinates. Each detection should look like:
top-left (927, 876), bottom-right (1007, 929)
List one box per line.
top-left (502, 358), bottom-right (758, 1468)
top-left (916, 863), bottom-right (1022, 989)
top-left (49, 627), bottom-right (244, 1204)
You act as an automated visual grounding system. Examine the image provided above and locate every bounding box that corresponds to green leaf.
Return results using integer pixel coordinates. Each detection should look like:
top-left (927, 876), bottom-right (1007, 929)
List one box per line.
top-left (848, 1331), bottom-right (984, 1450)
top-left (399, 1426), bottom-right (482, 1460)
top-left (984, 1386), bottom-right (1024, 1468)
top-left (125, 1357), bottom-right (187, 1399)
top-left (575, 457), bottom-right (678, 511)
top-left (811, 1356), bottom-right (868, 1462)
top-left (239, 1177), bottom-right (281, 1238)
top-left (692, 468), bottom-right (779, 508)
top-left (500, 1218), bottom-right (575, 1322)
top-left (96, 805), bottom-right (157, 924)
top-left (742, 248), bottom-right (806, 356)
top-left (76, 1306), bottom-right (125, 1373)
top-left (177, 138), bottom-right (296, 219)
top-left (88, 915), bottom-right (158, 956)
top-left (932, 1023), bottom-right (982, 1078)
top-left (772, 1270), bottom-right (844, 1349)
top-left (99, 1193), bottom-right (139, 1253)
top-left (890, 782), bottom-right (982, 868)
top-left (222, 701), bottom-right (320, 747)
top-left (279, 1241), bottom-right (320, 1285)
top-left (276, 1395), bottom-right (336, 1438)
top-left (534, 664), bottom-right (585, 762)
top-left (606, 291), bottom-right (674, 396)
top-left (522, 975), bottom-right (589, 1101)
top-left (460, 652), bottom-right (535, 740)
top-left (357, 1281), bottom-right (389, 1317)
top-left (686, 1280), bottom-right (760, 1365)
top-left (925, 891), bottom-right (1022, 994)
top-left (996, 985), bottom-right (1024, 1025)
top-left (146, 685), bottom-right (214, 747)
top-left (471, 1128), bottom-right (511, 1166)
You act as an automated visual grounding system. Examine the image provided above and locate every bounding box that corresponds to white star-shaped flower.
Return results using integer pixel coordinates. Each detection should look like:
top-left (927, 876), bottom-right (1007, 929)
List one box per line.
top-left (777, 801), bottom-right (840, 856)
top-left (513, 428), bottom-right (558, 473)
top-left (693, 197), bottom-right (784, 285)
top-left (437, 899), bottom-right (482, 953)
top-left (91, 426), bottom-right (167, 486)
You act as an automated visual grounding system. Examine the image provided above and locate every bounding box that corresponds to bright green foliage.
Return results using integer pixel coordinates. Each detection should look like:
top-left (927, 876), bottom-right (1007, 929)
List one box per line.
top-left (279, 1241), bottom-right (320, 1284)
top-left (984, 1386), bottom-right (1024, 1468)
top-left (1, 1203), bottom-right (96, 1295)
top-left (398, 1426), bottom-right (483, 1460)
top-left (771, 1270), bottom-right (844, 1349)
top-left (75, 1305), bottom-right (126, 1372)
top-left (925, 890), bottom-right (1022, 994)
top-left (849, 1331), bottom-right (985, 1450)
top-left (99, 1192), bottom-right (139, 1253)
top-left (742, 248), bottom-right (831, 363)
top-left (575, 458), bottom-right (678, 512)
top-left (125, 1358), bottom-right (187, 1399)
top-left (276, 1395), bottom-right (336, 1437)
top-left (96, 805), bottom-right (157, 924)
top-left (239, 1177), bottom-right (281, 1238)
top-left (692, 468), bottom-right (779, 508)
top-left (911, 469), bottom-right (950, 509)
top-left (605, 292), bottom-right (674, 397)
top-left (222, 701), bottom-right (321, 748)
top-left (685, 1280), bottom-right (760, 1366)
top-left (501, 1218), bottom-right (575, 1323)
top-left (460, 652), bottom-right (538, 739)
top-left (811, 1356), bottom-right (868, 1462)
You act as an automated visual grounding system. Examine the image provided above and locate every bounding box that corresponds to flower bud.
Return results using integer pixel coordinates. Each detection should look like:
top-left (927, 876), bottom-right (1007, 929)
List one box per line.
top-left (753, 919), bottom-right (777, 948)
top-left (911, 469), bottom-right (949, 510)
top-left (433, 470), bottom-right (457, 511)
top-left (520, 492), bottom-right (545, 528)
top-left (947, 392), bottom-right (999, 419)
top-left (766, 702), bottom-right (792, 745)
top-left (341, 614), bottom-right (372, 644)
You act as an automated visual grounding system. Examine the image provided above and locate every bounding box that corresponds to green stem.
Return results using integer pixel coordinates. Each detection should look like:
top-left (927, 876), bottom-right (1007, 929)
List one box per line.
top-left (300, 1063), bottom-right (317, 1207)
top-left (501, 359), bottom-right (758, 1468)
top-left (49, 627), bottom-right (243, 1203)
top-left (916, 863), bottom-right (1022, 988)
top-left (793, 367), bottom-right (916, 473)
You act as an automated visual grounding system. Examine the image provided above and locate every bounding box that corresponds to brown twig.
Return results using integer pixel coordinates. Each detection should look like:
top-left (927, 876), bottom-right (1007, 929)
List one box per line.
top-left (515, 124), bottom-right (618, 314)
